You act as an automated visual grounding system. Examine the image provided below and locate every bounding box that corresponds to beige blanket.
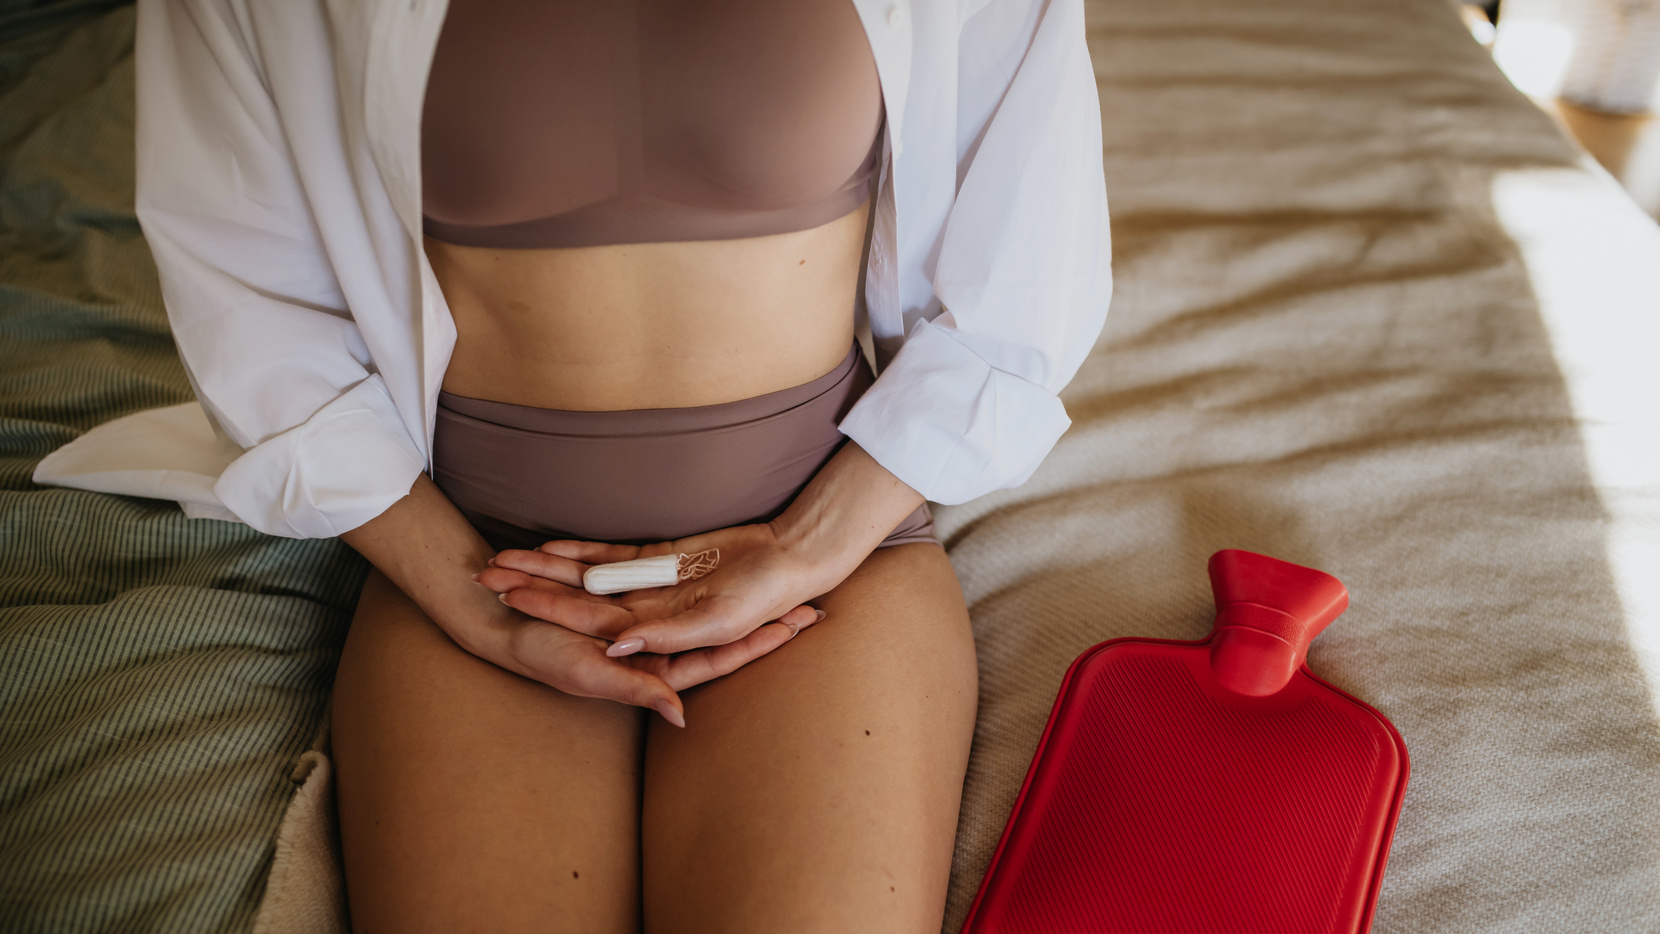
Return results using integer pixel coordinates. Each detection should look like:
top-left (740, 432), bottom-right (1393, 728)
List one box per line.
top-left (257, 0), bottom-right (1660, 929)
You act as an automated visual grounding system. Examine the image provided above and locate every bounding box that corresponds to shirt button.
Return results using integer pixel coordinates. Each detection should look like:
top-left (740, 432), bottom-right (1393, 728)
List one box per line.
top-left (887, 5), bottom-right (900, 26)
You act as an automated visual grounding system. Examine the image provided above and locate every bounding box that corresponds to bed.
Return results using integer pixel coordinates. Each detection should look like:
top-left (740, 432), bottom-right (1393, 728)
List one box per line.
top-left (4, 0), bottom-right (1659, 930)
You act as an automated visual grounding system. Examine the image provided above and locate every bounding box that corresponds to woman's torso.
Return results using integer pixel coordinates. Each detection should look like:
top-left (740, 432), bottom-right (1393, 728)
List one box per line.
top-left (421, 0), bottom-right (884, 411)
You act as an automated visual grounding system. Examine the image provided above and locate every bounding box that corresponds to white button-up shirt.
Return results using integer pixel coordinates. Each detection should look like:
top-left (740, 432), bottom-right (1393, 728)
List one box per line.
top-left (49, 0), bottom-right (1110, 539)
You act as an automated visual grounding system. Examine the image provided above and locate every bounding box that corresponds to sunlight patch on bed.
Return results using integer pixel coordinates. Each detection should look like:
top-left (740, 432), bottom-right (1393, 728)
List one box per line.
top-left (1492, 165), bottom-right (1660, 712)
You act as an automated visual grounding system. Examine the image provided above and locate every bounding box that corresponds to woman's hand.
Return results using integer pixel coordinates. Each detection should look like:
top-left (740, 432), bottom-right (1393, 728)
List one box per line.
top-left (477, 523), bottom-right (823, 662)
top-left (477, 442), bottom-right (925, 694)
top-left (445, 603), bottom-right (705, 726)
top-left (342, 474), bottom-right (717, 728)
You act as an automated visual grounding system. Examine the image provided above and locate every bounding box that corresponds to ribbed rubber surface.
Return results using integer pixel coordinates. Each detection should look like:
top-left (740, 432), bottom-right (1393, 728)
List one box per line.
top-left (964, 641), bottom-right (1406, 934)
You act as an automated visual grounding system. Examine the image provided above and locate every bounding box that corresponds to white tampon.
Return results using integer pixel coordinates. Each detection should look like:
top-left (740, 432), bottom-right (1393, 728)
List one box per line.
top-left (582, 548), bottom-right (720, 595)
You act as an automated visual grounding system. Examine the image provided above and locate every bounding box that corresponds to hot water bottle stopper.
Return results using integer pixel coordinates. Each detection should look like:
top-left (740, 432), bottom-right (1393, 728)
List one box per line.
top-left (960, 550), bottom-right (1409, 934)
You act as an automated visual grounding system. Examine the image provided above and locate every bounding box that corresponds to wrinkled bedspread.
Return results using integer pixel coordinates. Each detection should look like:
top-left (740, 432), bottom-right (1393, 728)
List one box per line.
top-left (0, 6), bottom-right (364, 931)
top-left (939, 0), bottom-right (1660, 929)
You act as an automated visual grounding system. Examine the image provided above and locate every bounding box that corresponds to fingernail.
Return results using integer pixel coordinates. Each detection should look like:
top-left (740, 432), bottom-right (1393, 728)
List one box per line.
top-left (497, 592), bottom-right (511, 605)
top-left (470, 572), bottom-right (481, 582)
top-left (812, 608), bottom-right (827, 625)
top-left (606, 637), bottom-right (645, 658)
top-left (653, 699), bottom-right (686, 729)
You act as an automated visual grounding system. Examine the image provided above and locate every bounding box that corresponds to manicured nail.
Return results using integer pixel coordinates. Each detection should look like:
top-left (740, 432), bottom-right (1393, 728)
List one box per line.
top-left (653, 698), bottom-right (686, 728)
top-left (497, 592), bottom-right (511, 605)
top-left (606, 637), bottom-right (645, 658)
top-left (812, 608), bottom-right (827, 624)
top-left (470, 572), bottom-right (481, 582)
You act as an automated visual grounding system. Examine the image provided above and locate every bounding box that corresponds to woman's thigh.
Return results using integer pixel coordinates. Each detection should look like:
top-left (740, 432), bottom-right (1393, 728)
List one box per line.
top-left (331, 568), bottom-right (646, 934)
top-left (641, 543), bottom-right (979, 934)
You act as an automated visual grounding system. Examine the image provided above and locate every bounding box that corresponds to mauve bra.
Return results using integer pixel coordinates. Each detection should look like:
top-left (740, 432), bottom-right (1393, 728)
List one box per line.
top-left (420, 0), bottom-right (886, 248)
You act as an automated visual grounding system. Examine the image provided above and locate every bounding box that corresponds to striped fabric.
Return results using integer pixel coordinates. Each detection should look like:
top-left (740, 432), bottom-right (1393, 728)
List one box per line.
top-left (0, 4), bottom-right (364, 931)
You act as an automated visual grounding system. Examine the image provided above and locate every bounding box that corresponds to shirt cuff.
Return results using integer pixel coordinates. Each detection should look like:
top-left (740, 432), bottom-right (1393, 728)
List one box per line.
top-left (213, 375), bottom-right (427, 538)
top-left (839, 317), bottom-right (1072, 505)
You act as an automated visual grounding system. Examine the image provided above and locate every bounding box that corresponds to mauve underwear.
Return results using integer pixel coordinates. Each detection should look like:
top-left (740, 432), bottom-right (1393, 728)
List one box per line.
top-left (420, 0), bottom-right (885, 248)
top-left (431, 344), bottom-right (937, 552)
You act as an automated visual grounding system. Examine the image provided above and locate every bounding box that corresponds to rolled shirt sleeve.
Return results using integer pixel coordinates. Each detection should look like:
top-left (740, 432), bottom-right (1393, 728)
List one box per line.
top-left (135, 0), bottom-right (426, 538)
top-left (840, 0), bottom-right (1111, 505)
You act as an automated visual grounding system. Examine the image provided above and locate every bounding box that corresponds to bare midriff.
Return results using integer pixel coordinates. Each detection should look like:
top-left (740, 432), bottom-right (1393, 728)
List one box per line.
top-left (427, 199), bottom-right (867, 411)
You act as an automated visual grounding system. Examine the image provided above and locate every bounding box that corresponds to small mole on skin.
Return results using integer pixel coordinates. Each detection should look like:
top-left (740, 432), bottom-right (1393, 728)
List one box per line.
top-left (572, 871), bottom-right (579, 879)
top-left (865, 730), bottom-right (870, 735)
top-left (890, 886), bottom-right (896, 892)
top-left (798, 259), bottom-right (806, 265)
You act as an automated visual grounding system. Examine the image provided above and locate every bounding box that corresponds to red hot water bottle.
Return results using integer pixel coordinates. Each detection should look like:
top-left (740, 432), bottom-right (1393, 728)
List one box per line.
top-left (961, 550), bottom-right (1409, 934)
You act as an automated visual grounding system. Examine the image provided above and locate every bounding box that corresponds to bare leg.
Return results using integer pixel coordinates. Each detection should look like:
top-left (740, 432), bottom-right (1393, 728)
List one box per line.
top-left (642, 543), bottom-right (978, 934)
top-left (331, 568), bottom-right (646, 933)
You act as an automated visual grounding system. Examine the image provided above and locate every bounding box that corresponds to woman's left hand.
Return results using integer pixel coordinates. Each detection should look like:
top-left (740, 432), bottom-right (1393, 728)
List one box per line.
top-left (474, 522), bottom-right (827, 690)
top-left (475, 441), bottom-right (925, 687)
